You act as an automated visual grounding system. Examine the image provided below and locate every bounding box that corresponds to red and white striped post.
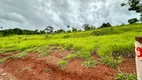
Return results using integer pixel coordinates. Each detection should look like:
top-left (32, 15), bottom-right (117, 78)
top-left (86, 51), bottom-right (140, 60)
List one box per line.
top-left (135, 37), bottom-right (142, 80)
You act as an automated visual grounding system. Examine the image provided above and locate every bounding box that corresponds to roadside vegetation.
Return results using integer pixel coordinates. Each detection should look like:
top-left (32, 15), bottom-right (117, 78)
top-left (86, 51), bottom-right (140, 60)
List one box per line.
top-left (0, 0), bottom-right (141, 79)
top-left (115, 70), bottom-right (137, 80)
top-left (0, 23), bottom-right (141, 79)
top-left (0, 23), bottom-right (142, 65)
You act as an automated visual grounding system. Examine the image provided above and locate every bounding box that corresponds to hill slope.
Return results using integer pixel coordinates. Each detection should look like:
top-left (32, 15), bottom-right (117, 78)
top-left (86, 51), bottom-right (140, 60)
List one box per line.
top-left (0, 23), bottom-right (142, 67)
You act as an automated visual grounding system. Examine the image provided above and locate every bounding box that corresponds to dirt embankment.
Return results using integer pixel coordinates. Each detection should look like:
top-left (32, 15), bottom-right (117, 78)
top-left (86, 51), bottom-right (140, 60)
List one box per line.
top-left (0, 50), bottom-right (136, 80)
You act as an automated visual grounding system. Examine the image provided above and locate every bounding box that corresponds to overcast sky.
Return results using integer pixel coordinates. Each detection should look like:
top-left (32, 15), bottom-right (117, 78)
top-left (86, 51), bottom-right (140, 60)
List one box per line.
top-left (0, 0), bottom-right (140, 30)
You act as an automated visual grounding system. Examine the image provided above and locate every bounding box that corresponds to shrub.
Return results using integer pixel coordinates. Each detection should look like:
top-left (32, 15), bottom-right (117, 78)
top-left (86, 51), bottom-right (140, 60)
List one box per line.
top-left (128, 18), bottom-right (138, 24)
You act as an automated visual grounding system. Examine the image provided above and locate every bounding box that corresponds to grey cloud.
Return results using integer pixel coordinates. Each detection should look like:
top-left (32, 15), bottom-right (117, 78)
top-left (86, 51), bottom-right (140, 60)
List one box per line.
top-left (0, 11), bottom-right (25, 23)
top-left (0, 0), bottom-right (140, 30)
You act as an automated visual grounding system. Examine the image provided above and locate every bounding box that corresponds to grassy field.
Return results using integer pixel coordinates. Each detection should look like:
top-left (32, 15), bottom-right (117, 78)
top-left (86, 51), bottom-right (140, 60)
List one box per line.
top-left (0, 23), bottom-right (142, 68)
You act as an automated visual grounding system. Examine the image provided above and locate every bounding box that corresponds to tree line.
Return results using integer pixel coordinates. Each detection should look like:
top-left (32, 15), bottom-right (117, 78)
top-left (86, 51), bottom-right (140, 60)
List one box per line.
top-left (0, 17), bottom-right (139, 37)
top-left (0, 0), bottom-right (141, 37)
top-left (0, 22), bottom-right (111, 37)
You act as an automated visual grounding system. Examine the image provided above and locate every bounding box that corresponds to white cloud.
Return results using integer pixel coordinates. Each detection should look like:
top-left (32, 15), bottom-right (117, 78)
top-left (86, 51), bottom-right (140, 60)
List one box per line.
top-left (0, 0), bottom-right (140, 30)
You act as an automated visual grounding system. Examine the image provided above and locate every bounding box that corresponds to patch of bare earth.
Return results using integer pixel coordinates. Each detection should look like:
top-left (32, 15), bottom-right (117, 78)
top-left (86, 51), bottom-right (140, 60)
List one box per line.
top-left (0, 50), bottom-right (136, 80)
top-left (0, 52), bottom-right (19, 59)
top-left (66, 59), bottom-right (116, 80)
top-left (120, 58), bottom-right (136, 73)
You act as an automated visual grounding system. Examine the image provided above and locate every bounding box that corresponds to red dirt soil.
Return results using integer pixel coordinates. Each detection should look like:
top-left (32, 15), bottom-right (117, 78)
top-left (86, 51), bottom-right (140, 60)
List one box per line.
top-left (0, 52), bottom-right (19, 59)
top-left (0, 50), bottom-right (136, 80)
top-left (120, 58), bottom-right (136, 73)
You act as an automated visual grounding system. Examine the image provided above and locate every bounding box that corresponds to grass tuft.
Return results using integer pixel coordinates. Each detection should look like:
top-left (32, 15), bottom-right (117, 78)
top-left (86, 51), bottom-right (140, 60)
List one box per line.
top-left (101, 56), bottom-right (124, 68)
top-left (82, 58), bottom-right (98, 68)
top-left (64, 53), bottom-right (77, 61)
top-left (57, 60), bottom-right (68, 68)
top-left (115, 72), bottom-right (137, 80)
top-left (39, 51), bottom-right (50, 57)
top-left (0, 57), bottom-right (11, 63)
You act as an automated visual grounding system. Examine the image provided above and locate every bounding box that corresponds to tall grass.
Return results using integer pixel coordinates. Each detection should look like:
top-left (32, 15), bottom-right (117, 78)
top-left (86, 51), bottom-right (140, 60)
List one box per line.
top-left (0, 23), bottom-right (142, 67)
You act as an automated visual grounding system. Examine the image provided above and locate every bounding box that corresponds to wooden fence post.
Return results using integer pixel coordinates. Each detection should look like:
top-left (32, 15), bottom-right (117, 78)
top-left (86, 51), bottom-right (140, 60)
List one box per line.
top-left (135, 37), bottom-right (142, 80)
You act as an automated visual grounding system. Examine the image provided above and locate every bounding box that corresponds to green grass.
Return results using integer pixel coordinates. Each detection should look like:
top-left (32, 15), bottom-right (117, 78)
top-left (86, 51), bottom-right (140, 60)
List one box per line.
top-left (39, 51), bottom-right (50, 57)
top-left (115, 72), bottom-right (137, 80)
top-left (101, 56), bottom-right (124, 68)
top-left (32, 45), bottom-right (51, 57)
top-left (64, 53), bottom-right (77, 61)
top-left (57, 60), bottom-right (68, 68)
top-left (82, 58), bottom-right (98, 68)
top-left (0, 57), bottom-right (10, 63)
top-left (0, 23), bottom-right (142, 68)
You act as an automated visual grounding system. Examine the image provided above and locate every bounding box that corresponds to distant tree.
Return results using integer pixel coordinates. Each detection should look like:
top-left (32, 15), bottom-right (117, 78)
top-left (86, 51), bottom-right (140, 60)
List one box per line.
top-left (44, 26), bottom-right (54, 34)
top-left (82, 24), bottom-right (90, 30)
top-left (66, 30), bottom-right (71, 33)
top-left (121, 3), bottom-right (126, 7)
top-left (72, 27), bottom-right (77, 32)
top-left (78, 30), bottom-right (82, 32)
top-left (140, 14), bottom-right (142, 22)
top-left (39, 30), bottom-right (45, 34)
top-left (34, 29), bottom-right (39, 34)
top-left (122, 0), bottom-right (142, 22)
top-left (0, 27), bottom-right (3, 30)
top-left (22, 29), bottom-right (36, 35)
top-left (100, 22), bottom-right (112, 28)
top-left (54, 31), bottom-right (57, 33)
top-left (90, 25), bottom-right (96, 29)
top-left (107, 23), bottom-right (112, 27)
top-left (0, 28), bottom-right (41, 36)
top-left (121, 23), bottom-right (125, 26)
top-left (67, 25), bottom-right (70, 28)
top-left (82, 24), bottom-right (96, 30)
top-left (128, 18), bottom-right (138, 24)
top-left (55, 29), bottom-right (65, 33)
top-left (13, 28), bottom-right (22, 35)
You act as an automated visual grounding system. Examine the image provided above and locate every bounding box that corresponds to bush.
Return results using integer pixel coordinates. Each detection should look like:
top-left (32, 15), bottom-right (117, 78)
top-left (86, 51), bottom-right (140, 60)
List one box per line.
top-left (100, 22), bottom-right (112, 28)
top-left (128, 18), bottom-right (138, 24)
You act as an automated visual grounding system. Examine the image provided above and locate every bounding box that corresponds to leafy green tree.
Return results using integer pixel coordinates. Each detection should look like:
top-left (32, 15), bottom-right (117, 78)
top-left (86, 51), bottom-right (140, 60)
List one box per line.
top-left (121, 3), bottom-right (126, 7)
top-left (13, 28), bottom-right (22, 35)
top-left (122, 0), bottom-right (142, 22)
top-left (122, 0), bottom-right (142, 13)
top-left (128, 18), bottom-right (138, 24)
top-left (66, 30), bottom-right (71, 33)
top-left (82, 24), bottom-right (90, 30)
top-left (44, 26), bottom-right (54, 34)
top-left (90, 25), bottom-right (96, 29)
top-left (100, 23), bottom-right (112, 28)
top-left (82, 24), bottom-right (96, 30)
top-left (39, 30), bottom-right (46, 34)
top-left (55, 29), bottom-right (65, 33)
top-left (34, 29), bottom-right (39, 34)
top-left (78, 30), bottom-right (82, 32)
top-left (72, 27), bottom-right (77, 32)
top-left (67, 25), bottom-right (70, 28)
top-left (0, 27), bottom-right (3, 30)
top-left (140, 14), bottom-right (142, 22)
top-left (0, 28), bottom-right (41, 37)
